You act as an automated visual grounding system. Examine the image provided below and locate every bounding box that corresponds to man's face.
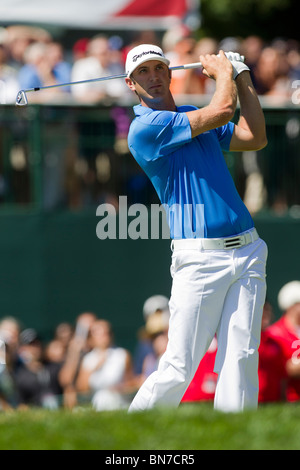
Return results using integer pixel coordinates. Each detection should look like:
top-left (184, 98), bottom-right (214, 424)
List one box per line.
top-left (125, 60), bottom-right (172, 106)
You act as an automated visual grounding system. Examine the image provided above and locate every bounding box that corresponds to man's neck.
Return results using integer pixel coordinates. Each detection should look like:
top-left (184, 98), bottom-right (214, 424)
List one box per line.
top-left (140, 95), bottom-right (176, 112)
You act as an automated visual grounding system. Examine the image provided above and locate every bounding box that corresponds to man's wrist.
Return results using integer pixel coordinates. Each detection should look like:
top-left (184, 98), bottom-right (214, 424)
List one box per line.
top-left (230, 60), bottom-right (250, 80)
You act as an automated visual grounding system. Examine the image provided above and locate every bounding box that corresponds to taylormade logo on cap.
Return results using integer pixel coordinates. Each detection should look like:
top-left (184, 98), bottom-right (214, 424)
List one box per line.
top-left (126, 44), bottom-right (170, 77)
top-left (132, 50), bottom-right (164, 63)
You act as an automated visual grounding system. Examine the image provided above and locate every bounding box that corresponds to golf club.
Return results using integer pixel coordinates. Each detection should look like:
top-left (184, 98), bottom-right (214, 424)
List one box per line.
top-left (15, 54), bottom-right (244, 106)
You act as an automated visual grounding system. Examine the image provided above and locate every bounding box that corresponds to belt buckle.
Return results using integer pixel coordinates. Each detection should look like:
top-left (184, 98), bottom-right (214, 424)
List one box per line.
top-left (224, 235), bottom-right (244, 249)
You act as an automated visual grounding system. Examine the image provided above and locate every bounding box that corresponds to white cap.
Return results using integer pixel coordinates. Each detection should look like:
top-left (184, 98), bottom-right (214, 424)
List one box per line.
top-left (278, 280), bottom-right (300, 311)
top-left (143, 295), bottom-right (169, 320)
top-left (125, 44), bottom-right (170, 77)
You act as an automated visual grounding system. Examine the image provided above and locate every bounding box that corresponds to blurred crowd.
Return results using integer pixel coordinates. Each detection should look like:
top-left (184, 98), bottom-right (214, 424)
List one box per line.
top-left (1, 280), bottom-right (300, 412)
top-left (1, 24), bottom-right (300, 105)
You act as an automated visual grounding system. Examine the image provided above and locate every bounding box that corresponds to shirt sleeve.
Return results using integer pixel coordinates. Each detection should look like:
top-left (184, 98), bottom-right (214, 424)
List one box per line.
top-left (129, 110), bottom-right (192, 162)
top-left (214, 121), bottom-right (235, 151)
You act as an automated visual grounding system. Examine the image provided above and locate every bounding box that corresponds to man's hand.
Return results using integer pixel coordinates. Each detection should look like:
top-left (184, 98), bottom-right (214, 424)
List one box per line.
top-left (199, 50), bottom-right (233, 81)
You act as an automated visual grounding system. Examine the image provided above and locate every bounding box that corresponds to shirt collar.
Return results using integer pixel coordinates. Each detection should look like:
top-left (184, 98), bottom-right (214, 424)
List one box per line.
top-left (133, 104), bottom-right (153, 117)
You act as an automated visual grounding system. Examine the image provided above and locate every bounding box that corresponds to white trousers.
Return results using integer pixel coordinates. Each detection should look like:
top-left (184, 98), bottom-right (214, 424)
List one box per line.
top-left (129, 233), bottom-right (268, 413)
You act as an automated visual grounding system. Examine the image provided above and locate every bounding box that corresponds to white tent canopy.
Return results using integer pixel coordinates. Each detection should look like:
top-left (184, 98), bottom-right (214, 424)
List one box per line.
top-left (0, 0), bottom-right (200, 30)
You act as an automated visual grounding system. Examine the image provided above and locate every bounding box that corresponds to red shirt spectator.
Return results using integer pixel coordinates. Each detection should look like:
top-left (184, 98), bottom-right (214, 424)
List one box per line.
top-left (266, 281), bottom-right (300, 402)
top-left (258, 327), bottom-right (286, 402)
top-left (267, 315), bottom-right (300, 402)
top-left (258, 301), bottom-right (287, 403)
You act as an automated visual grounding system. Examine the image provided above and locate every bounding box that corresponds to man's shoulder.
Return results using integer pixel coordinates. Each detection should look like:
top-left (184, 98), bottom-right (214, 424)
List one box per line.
top-left (132, 106), bottom-right (173, 129)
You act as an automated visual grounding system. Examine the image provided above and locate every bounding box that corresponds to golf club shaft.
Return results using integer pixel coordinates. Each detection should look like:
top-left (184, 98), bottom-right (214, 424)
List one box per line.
top-left (21, 73), bottom-right (127, 94)
top-left (19, 62), bottom-right (203, 95)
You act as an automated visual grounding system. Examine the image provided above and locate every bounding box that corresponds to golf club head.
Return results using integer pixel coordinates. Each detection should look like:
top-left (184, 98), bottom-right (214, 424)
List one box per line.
top-left (15, 90), bottom-right (28, 106)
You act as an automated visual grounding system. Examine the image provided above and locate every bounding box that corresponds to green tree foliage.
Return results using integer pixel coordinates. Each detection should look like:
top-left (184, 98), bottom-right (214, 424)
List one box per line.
top-left (199, 0), bottom-right (297, 40)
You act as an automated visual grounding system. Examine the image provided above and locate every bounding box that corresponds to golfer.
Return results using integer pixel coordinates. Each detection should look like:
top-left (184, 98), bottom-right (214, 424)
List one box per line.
top-left (125, 44), bottom-right (268, 412)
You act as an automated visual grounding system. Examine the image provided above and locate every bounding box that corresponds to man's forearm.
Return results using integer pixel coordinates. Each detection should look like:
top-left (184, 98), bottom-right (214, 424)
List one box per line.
top-left (211, 73), bottom-right (237, 120)
top-left (236, 72), bottom-right (267, 147)
top-left (187, 74), bottom-right (237, 138)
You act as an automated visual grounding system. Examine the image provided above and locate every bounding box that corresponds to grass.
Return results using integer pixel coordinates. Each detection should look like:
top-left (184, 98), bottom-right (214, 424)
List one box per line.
top-left (0, 402), bottom-right (300, 450)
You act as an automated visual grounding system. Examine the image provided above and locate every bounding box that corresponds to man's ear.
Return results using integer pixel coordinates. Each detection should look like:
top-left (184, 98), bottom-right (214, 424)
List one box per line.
top-left (125, 77), bottom-right (136, 92)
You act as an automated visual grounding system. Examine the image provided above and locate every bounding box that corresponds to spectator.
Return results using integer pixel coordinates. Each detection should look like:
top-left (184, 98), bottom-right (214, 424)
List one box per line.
top-left (72, 37), bottom-right (89, 62)
top-left (0, 316), bottom-right (22, 370)
top-left (0, 42), bottom-right (19, 104)
top-left (4, 25), bottom-right (51, 71)
top-left (44, 339), bottom-right (66, 365)
top-left (133, 294), bottom-right (170, 374)
top-left (168, 36), bottom-right (204, 96)
top-left (58, 311), bottom-right (97, 409)
top-left (266, 281), bottom-right (300, 402)
top-left (140, 311), bottom-right (169, 379)
top-left (258, 301), bottom-right (287, 403)
top-left (162, 25), bottom-right (189, 59)
top-left (195, 37), bottom-right (218, 57)
top-left (0, 317), bottom-right (23, 410)
top-left (46, 41), bottom-right (72, 91)
top-left (53, 322), bottom-right (74, 358)
top-left (194, 37), bottom-right (218, 95)
top-left (286, 39), bottom-right (300, 80)
top-left (122, 30), bottom-right (161, 66)
top-left (0, 338), bottom-right (21, 410)
top-left (253, 46), bottom-right (291, 100)
top-left (241, 35), bottom-right (265, 91)
top-left (18, 41), bottom-right (71, 103)
top-left (0, 337), bottom-right (5, 374)
top-left (0, 338), bottom-right (8, 409)
top-left (218, 36), bottom-right (242, 55)
top-left (71, 35), bottom-right (127, 103)
top-left (14, 328), bottom-right (62, 408)
top-left (76, 319), bottom-right (134, 411)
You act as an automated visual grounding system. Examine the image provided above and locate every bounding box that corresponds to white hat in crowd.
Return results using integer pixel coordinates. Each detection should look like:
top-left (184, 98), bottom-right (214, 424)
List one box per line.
top-left (125, 44), bottom-right (170, 78)
top-left (278, 280), bottom-right (300, 311)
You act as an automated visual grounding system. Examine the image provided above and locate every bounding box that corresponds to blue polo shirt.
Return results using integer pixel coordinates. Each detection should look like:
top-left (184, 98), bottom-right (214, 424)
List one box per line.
top-left (128, 104), bottom-right (254, 239)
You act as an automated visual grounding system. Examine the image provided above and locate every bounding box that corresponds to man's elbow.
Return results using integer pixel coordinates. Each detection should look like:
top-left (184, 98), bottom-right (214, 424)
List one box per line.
top-left (247, 128), bottom-right (268, 151)
top-left (255, 134), bottom-right (268, 150)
